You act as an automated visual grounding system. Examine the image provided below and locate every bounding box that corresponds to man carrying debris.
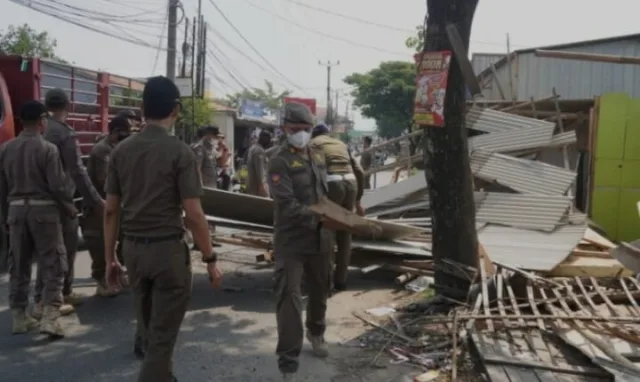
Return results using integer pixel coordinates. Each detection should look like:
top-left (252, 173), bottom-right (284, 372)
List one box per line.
top-left (82, 115), bottom-right (131, 297)
top-left (32, 88), bottom-right (105, 318)
top-left (360, 136), bottom-right (373, 189)
top-left (268, 102), bottom-right (333, 381)
top-left (1, 101), bottom-right (76, 338)
top-left (310, 124), bottom-right (365, 292)
top-left (246, 130), bottom-right (272, 197)
top-left (104, 76), bottom-right (222, 382)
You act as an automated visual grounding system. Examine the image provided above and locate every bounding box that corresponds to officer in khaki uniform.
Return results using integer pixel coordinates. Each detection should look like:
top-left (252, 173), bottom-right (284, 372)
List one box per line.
top-left (360, 136), bottom-right (373, 189)
top-left (268, 102), bottom-right (333, 381)
top-left (104, 76), bottom-right (222, 382)
top-left (82, 115), bottom-right (131, 297)
top-left (1, 101), bottom-right (77, 338)
top-left (310, 124), bottom-right (365, 291)
top-left (191, 125), bottom-right (228, 189)
top-left (245, 130), bottom-right (272, 197)
top-left (32, 88), bottom-right (105, 318)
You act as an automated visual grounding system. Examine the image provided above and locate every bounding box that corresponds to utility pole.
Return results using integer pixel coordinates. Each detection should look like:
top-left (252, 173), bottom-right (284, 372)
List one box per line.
top-left (180, 18), bottom-right (189, 77)
top-left (334, 89), bottom-right (339, 122)
top-left (166, 0), bottom-right (178, 80)
top-left (195, 15), bottom-right (204, 97)
top-left (422, 0), bottom-right (480, 301)
top-left (318, 60), bottom-right (339, 125)
top-left (200, 24), bottom-right (207, 98)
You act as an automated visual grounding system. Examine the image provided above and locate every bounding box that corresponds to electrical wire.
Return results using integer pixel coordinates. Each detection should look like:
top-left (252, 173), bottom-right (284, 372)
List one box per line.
top-left (10, 0), bottom-right (168, 50)
top-left (152, 6), bottom-right (169, 73)
top-left (283, 0), bottom-right (414, 33)
top-left (207, 44), bottom-right (254, 89)
top-left (205, 0), bottom-right (307, 93)
top-left (242, 0), bottom-right (408, 57)
top-left (206, 48), bottom-right (249, 90)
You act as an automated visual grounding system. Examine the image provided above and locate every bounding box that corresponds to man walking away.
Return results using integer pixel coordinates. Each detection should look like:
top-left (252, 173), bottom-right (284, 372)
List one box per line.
top-left (32, 88), bottom-right (105, 318)
top-left (1, 101), bottom-right (77, 338)
top-left (104, 76), bottom-right (222, 382)
top-left (83, 116), bottom-right (131, 297)
top-left (360, 136), bottom-right (373, 190)
top-left (246, 130), bottom-right (272, 197)
top-left (269, 103), bottom-right (333, 381)
top-left (310, 124), bottom-right (365, 292)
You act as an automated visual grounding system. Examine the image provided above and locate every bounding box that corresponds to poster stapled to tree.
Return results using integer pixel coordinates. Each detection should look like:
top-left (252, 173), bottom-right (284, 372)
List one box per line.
top-left (413, 51), bottom-right (452, 127)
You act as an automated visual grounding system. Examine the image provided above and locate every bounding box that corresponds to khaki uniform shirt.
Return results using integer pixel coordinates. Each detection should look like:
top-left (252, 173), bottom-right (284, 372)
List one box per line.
top-left (106, 124), bottom-right (202, 237)
top-left (0, 129), bottom-right (74, 220)
top-left (268, 144), bottom-right (328, 255)
top-left (192, 139), bottom-right (218, 188)
top-left (44, 117), bottom-right (102, 207)
top-left (310, 135), bottom-right (365, 201)
top-left (246, 143), bottom-right (268, 196)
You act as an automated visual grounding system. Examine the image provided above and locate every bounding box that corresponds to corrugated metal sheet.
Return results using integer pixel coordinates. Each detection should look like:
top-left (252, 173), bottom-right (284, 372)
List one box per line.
top-left (549, 131), bottom-right (577, 147)
top-left (471, 150), bottom-right (576, 195)
top-left (476, 193), bottom-right (571, 231)
top-left (361, 174), bottom-right (427, 210)
top-left (471, 53), bottom-right (505, 75)
top-left (468, 125), bottom-right (554, 153)
top-left (351, 239), bottom-right (431, 257)
top-left (478, 223), bottom-right (587, 271)
top-left (483, 38), bottom-right (640, 100)
top-left (466, 107), bottom-right (551, 133)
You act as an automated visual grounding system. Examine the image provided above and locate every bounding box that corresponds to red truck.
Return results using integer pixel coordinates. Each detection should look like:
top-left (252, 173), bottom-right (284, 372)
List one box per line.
top-left (0, 55), bottom-right (145, 270)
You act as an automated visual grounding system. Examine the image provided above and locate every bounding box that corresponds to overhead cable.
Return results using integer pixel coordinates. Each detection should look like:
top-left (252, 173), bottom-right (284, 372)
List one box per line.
top-left (206, 0), bottom-right (306, 93)
top-left (243, 0), bottom-right (408, 57)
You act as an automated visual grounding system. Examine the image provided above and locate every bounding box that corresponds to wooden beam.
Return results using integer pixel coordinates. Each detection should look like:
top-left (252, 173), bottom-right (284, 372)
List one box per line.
top-left (536, 49), bottom-right (640, 65)
top-left (445, 23), bottom-right (482, 96)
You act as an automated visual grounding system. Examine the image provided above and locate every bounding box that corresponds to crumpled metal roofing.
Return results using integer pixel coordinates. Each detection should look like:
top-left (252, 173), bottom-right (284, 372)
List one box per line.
top-left (478, 223), bottom-right (586, 271)
top-left (476, 192), bottom-right (572, 231)
top-left (468, 125), bottom-right (554, 153)
top-left (466, 107), bottom-right (554, 133)
top-left (471, 150), bottom-right (576, 195)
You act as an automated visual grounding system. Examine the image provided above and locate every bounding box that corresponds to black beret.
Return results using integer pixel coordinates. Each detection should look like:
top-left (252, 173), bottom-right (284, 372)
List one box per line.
top-left (108, 116), bottom-right (131, 132)
top-left (44, 88), bottom-right (69, 108)
top-left (19, 100), bottom-right (48, 122)
top-left (283, 102), bottom-right (314, 125)
top-left (116, 109), bottom-right (141, 121)
top-left (143, 76), bottom-right (180, 106)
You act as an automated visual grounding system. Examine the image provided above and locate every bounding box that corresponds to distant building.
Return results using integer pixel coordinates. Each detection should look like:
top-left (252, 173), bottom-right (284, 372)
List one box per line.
top-left (477, 33), bottom-right (640, 100)
top-left (471, 53), bottom-right (504, 75)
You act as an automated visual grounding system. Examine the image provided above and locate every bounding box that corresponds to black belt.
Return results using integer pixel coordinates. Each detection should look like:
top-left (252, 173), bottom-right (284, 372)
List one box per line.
top-left (124, 234), bottom-right (183, 245)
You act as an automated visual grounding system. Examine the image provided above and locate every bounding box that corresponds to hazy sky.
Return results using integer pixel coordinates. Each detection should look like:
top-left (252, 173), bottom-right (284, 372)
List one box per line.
top-left (2, 0), bottom-right (639, 130)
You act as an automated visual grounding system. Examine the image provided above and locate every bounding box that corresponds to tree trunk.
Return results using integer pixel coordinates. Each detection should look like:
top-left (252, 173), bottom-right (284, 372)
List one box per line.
top-left (422, 0), bottom-right (480, 300)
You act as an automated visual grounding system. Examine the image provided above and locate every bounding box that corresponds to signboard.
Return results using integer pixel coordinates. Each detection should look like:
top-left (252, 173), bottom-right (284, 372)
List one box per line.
top-left (413, 51), bottom-right (452, 127)
top-left (283, 97), bottom-right (317, 115)
top-left (174, 77), bottom-right (192, 97)
top-left (238, 99), bottom-right (277, 123)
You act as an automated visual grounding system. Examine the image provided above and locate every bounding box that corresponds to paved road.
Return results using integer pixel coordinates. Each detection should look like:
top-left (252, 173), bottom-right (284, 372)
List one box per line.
top-left (0, 228), bottom-right (411, 381)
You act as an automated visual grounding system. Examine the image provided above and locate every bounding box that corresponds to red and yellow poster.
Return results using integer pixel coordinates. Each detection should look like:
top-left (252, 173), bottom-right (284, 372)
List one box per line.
top-left (413, 51), bottom-right (452, 127)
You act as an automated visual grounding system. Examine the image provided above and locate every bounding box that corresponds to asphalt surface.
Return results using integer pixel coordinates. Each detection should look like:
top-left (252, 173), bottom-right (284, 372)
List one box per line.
top-left (0, 170), bottom-right (413, 382)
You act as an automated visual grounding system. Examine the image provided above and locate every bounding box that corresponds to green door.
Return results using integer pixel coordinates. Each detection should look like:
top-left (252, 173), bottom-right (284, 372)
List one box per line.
top-left (592, 93), bottom-right (640, 241)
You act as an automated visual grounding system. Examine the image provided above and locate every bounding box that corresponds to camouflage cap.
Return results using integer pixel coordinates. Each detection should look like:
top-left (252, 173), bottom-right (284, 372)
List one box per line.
top-left (283, 102), bottom-right (314, 125)
top-left (44, 88), bottom-right (70, 109)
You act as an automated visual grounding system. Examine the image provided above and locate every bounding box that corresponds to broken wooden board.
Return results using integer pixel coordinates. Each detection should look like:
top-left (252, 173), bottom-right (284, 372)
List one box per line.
top-left (583, 227), bottom-right (616, 250)
top-left (309, 197), bottom-right (427, 241)
top-left (547, 255), bottom-right (633, 277)
top-left (201, 188), bottom-right (273, 226)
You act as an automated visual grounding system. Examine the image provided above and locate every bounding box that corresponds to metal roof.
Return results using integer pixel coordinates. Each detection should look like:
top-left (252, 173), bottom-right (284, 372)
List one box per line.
top-left (471, 150), bottom-right (576, 195)
top-left (478, 223), bottom-right (587, 271)
top-left (476, 193), bottom-right (572, 231)
top-left (469, 125), bottom-right (554, 153)
top-left (466, 107), bottom-right (553, 133)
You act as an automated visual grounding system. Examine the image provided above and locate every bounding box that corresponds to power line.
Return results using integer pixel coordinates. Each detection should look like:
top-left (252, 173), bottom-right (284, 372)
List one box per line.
top-left (205, 0), bottom-right (306, 93)
top-left (206, 48), bottom-right (249, 90)
top-left (11, 0), bottom-right (168, 50)
top-left (242, 0), bottom-right (408, 57)
top-left (284, 0), bottom-right (413, 33)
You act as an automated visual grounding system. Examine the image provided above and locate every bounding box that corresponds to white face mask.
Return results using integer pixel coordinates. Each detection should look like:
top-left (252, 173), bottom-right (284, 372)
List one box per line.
top-left (287, 131), bottom-right (311, 149)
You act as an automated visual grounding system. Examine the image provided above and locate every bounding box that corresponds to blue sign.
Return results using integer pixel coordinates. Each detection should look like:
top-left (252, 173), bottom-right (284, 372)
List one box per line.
top-left (239, 99), bottom-right (269, 120)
